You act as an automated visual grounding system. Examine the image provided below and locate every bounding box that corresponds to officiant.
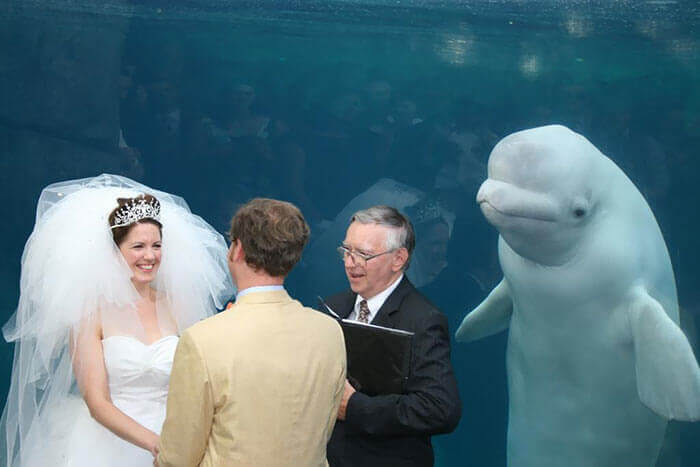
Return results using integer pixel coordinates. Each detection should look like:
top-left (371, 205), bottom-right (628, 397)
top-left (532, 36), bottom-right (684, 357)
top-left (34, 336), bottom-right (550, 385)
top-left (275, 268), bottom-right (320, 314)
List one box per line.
top-left (324, 205), bottom-right (461, 467)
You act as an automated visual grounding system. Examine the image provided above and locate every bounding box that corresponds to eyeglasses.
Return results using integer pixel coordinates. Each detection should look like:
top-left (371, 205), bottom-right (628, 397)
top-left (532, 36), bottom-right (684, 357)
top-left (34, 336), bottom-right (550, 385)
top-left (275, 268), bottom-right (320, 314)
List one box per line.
top-left (337, 245), bottom-right (396, 266)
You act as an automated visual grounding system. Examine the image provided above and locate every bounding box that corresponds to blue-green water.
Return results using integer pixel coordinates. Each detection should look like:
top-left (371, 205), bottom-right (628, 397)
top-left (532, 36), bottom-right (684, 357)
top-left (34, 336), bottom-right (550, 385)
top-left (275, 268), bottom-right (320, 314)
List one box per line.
top-left (1, 1), bottom-right (699, 465)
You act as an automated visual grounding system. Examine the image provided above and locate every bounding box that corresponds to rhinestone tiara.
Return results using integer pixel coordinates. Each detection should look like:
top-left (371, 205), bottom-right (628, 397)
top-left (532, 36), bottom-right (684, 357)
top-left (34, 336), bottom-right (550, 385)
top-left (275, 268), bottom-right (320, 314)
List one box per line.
top-left (110, 197), bottom-right (161, 229)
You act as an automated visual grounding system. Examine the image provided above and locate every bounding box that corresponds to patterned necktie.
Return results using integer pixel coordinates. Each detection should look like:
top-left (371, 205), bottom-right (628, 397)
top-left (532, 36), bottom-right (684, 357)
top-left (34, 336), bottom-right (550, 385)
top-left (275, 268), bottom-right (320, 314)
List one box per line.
top-left (358, 299), bottom-right (370, 323)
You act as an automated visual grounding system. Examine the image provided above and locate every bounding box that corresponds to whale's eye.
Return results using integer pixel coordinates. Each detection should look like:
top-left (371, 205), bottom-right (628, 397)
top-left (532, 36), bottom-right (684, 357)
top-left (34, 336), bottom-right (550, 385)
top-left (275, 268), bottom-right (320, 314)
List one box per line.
top-left (572, 195), bottom-right (591, 220)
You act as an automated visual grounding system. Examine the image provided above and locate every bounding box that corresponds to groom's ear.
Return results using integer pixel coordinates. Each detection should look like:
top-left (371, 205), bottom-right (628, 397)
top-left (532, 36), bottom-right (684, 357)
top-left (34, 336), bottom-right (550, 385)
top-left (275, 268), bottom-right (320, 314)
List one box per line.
top-left (227, 241), bottom-right (236, 264)
top-left (228, 239), bottom-right (244, 263)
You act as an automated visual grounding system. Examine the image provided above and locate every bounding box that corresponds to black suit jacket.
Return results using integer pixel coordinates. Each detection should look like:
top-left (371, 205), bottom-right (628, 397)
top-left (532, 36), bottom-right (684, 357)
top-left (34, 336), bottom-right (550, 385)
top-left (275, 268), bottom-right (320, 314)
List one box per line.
top-left (326, 276), bottom-right (461, 467)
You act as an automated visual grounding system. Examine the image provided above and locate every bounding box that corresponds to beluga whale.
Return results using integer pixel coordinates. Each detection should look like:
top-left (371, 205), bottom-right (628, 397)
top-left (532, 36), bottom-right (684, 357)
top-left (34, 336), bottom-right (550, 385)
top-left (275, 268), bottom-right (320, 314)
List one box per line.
top-left (456, 125), bottom-right (700, 467)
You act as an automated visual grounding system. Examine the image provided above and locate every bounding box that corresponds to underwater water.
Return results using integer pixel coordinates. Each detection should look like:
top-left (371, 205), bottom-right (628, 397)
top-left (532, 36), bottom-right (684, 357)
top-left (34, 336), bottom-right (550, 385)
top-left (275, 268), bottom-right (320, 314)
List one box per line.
top-left (1, 0), bottom-right (699, 465)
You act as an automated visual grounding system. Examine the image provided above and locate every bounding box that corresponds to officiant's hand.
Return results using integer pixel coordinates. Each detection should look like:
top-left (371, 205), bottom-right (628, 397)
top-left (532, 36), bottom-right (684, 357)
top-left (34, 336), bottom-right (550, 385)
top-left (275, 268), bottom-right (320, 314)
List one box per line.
top-left (337, 380), bottom-right (356, 421)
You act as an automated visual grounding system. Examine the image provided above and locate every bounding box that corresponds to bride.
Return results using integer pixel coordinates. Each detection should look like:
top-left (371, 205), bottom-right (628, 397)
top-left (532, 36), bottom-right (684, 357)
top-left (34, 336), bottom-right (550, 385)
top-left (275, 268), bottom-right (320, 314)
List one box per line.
top-left (0, 174), bottom-right (234, 466)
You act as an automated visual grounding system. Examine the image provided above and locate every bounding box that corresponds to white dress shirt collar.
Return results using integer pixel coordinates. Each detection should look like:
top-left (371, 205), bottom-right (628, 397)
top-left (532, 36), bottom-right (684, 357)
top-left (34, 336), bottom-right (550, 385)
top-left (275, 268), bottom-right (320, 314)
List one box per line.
top-left (236, 285), bottom-right (285, 300)
top-left (351, 274), bottom-right (404, 323)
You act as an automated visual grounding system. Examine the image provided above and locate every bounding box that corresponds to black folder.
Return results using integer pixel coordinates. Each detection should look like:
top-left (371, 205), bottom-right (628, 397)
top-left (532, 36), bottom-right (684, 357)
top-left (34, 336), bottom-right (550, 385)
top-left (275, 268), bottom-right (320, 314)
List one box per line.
top-left (319, 297), bottom-right (413, 396)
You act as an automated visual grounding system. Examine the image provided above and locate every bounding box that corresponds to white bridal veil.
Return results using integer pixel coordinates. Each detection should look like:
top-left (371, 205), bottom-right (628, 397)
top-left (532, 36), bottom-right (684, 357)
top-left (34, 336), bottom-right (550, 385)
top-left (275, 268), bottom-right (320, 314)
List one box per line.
top-left (1, 174), bottom-right (234, 466)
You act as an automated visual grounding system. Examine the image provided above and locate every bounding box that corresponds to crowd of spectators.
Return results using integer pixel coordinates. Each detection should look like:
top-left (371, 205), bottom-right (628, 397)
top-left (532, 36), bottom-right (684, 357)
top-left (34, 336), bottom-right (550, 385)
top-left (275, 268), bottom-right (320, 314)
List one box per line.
top-left (115, 50), bottom-right (694, 294)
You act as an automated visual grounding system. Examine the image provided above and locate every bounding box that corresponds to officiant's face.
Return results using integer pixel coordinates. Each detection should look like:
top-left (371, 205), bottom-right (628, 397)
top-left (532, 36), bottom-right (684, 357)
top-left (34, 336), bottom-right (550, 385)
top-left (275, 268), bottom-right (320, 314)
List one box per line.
top-left (343, 222), bottom-right (404, 300)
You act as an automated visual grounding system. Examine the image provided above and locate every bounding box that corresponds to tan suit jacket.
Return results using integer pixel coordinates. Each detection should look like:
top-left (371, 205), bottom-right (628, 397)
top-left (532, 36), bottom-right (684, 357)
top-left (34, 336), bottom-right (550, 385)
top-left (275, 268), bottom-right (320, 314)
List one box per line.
top-left (158, 289), bottom-right (346, 467)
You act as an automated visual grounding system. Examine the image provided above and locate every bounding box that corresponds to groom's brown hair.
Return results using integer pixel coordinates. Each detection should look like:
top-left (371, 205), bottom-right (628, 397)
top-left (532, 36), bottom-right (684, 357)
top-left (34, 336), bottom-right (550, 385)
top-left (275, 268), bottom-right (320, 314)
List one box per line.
top-left (229, 198), bottom-right (310, 277)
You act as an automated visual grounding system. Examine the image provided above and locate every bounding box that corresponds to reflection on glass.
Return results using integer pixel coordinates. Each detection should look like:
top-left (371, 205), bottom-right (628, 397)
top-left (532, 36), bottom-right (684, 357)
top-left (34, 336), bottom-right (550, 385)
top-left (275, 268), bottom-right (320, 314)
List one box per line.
top-left (636, 19), bottom-right (664, 39)
top-left (667, 38), bottom-right (699, 65)
top-left (564, 13), bottom-right (591, 38)
top-left (435, 33), bottom-right (474, 66)
top-left (519, 53), bottom-right (541, 78)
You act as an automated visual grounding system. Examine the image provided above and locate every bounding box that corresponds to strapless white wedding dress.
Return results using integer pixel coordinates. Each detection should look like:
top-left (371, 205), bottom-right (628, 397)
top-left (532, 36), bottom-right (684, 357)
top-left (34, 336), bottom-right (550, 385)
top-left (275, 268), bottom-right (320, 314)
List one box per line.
top-left (26, 335), bottom-right (178, 466)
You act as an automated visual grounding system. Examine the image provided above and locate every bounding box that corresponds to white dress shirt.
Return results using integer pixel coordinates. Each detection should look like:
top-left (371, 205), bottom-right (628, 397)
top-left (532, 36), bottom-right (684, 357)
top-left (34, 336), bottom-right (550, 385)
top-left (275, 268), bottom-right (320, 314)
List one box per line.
top-left (236, 285), bottom-right (285, 299)
top-left (349, 274), bottom-right (404, 324)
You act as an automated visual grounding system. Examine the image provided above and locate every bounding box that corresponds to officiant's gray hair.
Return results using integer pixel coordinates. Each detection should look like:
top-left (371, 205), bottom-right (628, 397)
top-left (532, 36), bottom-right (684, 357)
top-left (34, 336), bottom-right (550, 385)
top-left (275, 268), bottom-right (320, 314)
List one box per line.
top-left (350, 205), bottom-right (415, 270)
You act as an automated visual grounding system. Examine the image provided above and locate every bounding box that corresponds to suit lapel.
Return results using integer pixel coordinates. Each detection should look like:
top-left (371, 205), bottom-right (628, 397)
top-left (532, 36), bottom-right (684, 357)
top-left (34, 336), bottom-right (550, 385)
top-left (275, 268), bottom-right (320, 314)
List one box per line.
top-left (371, 276), bottom-right (413, 328)
top-left (325, 290), bottom-right (356, 320)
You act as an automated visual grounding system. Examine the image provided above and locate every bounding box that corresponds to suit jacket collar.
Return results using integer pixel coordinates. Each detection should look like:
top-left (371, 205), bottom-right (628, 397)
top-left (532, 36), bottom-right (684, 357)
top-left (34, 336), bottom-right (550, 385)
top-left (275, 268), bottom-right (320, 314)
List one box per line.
top-left (331, 292), bottom-right (356, 320)
top-left (333, 276), bottom-right (414, 327)
top-left (233, 289), bottom-right (293, 306)
top-left (372, 275), bottom-right (413, 327)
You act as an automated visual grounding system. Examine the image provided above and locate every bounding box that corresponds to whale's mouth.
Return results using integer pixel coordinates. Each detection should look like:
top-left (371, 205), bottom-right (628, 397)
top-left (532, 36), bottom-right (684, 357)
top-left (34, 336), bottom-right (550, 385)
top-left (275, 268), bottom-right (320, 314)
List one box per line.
top-left (478, 199), bottom-right (558, 223)
top-left (477, 178), bottom-right (560, 224)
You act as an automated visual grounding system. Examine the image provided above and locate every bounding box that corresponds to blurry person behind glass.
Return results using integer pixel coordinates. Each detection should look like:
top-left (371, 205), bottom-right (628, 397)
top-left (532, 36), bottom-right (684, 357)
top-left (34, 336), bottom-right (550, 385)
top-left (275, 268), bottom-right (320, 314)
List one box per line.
top-left (408, 199), bottom-right (450, 288)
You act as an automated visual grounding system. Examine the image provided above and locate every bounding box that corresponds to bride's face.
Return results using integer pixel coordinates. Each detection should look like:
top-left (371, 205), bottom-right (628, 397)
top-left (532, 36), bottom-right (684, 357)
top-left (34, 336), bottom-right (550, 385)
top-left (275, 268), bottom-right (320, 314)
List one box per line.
top-left (118, 223), bottom-right (162, 285)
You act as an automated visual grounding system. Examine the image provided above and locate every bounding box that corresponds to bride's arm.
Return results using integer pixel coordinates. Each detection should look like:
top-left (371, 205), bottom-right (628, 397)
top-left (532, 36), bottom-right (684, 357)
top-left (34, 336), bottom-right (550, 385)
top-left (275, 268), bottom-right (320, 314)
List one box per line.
top-left (70, 318), bottom-right (160, 457)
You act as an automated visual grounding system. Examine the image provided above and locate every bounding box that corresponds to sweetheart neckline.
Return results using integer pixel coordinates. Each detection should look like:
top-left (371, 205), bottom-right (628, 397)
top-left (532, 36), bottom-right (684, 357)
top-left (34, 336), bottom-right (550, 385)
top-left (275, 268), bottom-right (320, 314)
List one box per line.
top-left (101, 334), bottom-right (178, 347)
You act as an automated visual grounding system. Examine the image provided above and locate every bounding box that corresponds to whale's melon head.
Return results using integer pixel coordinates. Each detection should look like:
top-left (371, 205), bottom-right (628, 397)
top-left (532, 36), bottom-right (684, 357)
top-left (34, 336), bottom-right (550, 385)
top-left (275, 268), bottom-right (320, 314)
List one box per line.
top-left (477, 125), bottom-right (607, 266)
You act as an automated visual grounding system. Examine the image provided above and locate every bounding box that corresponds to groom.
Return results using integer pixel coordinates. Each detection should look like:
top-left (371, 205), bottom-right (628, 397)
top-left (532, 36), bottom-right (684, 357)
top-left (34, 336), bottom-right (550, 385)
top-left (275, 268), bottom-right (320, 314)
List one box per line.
top-left (157, 198), bottom-right (347, 467)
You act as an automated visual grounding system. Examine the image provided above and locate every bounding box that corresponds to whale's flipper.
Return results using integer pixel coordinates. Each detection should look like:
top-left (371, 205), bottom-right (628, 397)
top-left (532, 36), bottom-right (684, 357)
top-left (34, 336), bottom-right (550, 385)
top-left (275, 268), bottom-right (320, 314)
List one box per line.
top-left (629, 287), bottom-right (700, 421)
top-left (455, 279), bottom-right (513, 343)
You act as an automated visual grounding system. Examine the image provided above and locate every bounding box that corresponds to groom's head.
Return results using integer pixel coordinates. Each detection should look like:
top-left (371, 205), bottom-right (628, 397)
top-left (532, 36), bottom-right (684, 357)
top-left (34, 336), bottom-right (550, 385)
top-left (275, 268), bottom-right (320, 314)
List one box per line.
top-left (228, 198), bottom-right (310, 281)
